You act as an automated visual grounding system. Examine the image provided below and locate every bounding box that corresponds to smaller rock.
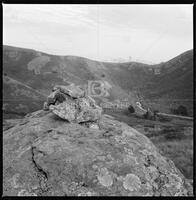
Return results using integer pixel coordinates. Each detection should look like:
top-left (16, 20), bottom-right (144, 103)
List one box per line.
top-left (53, 85), bottom-right (85, 98)
top-left (143, 108), bottom-right (154, 120)
top-left (43, 102), bottom-right (49, 111)
top-left (44, 84), bottom-right (102, 124)
top-left (49, 97), bottom-right (102, 123)
top-left (47, 89), bottom-right (68, 106)
top-left (49, 100), bottom-right (76, 122)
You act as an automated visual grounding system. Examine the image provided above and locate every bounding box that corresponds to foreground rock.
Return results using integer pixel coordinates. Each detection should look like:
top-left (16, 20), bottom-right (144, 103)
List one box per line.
top-left (3, 110), bottom-right (193, 196)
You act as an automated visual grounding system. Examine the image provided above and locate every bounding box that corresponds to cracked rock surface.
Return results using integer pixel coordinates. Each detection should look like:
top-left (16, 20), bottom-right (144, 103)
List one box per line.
top-left (3, 109), bottom-right (193, 196)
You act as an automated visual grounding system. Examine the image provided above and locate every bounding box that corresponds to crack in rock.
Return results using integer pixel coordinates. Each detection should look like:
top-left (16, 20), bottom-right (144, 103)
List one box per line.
top-left (31, 146), bottom-right (50, 195)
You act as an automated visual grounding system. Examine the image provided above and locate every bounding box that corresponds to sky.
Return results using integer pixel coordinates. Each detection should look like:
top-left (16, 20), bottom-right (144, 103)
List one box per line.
top-left (3, 4), bottom-right (193, 64)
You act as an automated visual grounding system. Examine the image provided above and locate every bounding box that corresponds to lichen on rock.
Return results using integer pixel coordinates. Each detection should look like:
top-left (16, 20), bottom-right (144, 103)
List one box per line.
top-left (97, 167), bottom-right (113, 187)
top-left (17, 189), bottom-right (37, 196)
top-left (123, 174), bottom-right (141, 192)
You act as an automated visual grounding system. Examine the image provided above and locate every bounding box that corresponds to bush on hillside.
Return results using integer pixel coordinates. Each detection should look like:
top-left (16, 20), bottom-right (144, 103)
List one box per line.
top-left (177, 105), bottom-right (188, 116)
top-left (171, 105), bottom-right (188, 116)
top-left (170, 108), bottom-right (178, 115)
top-left (143, 109), bottom-right (155, 120)
top-left (128, 105), bottom-right (135, 113)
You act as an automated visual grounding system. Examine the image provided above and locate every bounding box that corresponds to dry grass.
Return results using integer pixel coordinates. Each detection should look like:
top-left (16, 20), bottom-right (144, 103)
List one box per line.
top-left (155, 139), bottom-right (193, 179)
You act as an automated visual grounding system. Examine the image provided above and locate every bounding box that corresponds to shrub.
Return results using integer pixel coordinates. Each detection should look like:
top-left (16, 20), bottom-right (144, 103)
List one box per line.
top-left (171, 105), bottom-right (188, 116)
top-left (153, 110), bottom-right (159, 115)
top-left (177, 105), bottom-right (188, 116)
top-left (143, 109), bottom-right (154, 120)
top-left (170, 108), bottom-right (178, 115)
top-left (128, 105), bottom-right (135, 113)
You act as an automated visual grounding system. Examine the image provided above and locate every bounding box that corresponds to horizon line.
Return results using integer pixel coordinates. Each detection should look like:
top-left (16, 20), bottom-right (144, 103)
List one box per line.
top-left (3, 43), bottom-right (193, 65)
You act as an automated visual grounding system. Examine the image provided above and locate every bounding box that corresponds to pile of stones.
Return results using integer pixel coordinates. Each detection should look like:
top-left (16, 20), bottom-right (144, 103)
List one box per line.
top-left (43, 84), bottom-right (102, 124)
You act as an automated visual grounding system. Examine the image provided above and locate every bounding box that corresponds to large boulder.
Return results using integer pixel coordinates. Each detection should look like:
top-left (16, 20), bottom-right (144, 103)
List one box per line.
top-left (3, 110), bottom-right (193, 196)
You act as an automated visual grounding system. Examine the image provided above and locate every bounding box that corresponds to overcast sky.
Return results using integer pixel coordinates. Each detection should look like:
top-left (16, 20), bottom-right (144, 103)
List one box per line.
top-left (3, 4), bottom-right (193, 63)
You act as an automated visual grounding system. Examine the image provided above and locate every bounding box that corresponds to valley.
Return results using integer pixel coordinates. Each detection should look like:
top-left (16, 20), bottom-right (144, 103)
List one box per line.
top-left (3, 45), bottom-right (193, 118)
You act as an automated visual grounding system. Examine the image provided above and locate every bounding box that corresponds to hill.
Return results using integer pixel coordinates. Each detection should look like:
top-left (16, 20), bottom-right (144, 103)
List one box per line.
top-left (3, 75), bottom-right (46, 118)
top-left (3, 45), bottom-right (193, 118)
top-left (141, 50), bottom-right (193, 115)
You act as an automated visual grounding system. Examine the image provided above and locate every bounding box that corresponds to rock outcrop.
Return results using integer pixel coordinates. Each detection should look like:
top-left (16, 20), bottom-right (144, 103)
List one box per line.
top-left (3, 109), bottom-right (193, 196)
top-left (43, 85), bottom-right (102, 123)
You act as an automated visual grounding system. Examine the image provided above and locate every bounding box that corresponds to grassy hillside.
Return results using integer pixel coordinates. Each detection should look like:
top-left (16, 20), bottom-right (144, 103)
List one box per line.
top-left (3, 45), bottom-right (193, 118)
top-left (141, 50), bottom-right (193, 115)
top-left (3, 75), bottom-right (46, 118)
